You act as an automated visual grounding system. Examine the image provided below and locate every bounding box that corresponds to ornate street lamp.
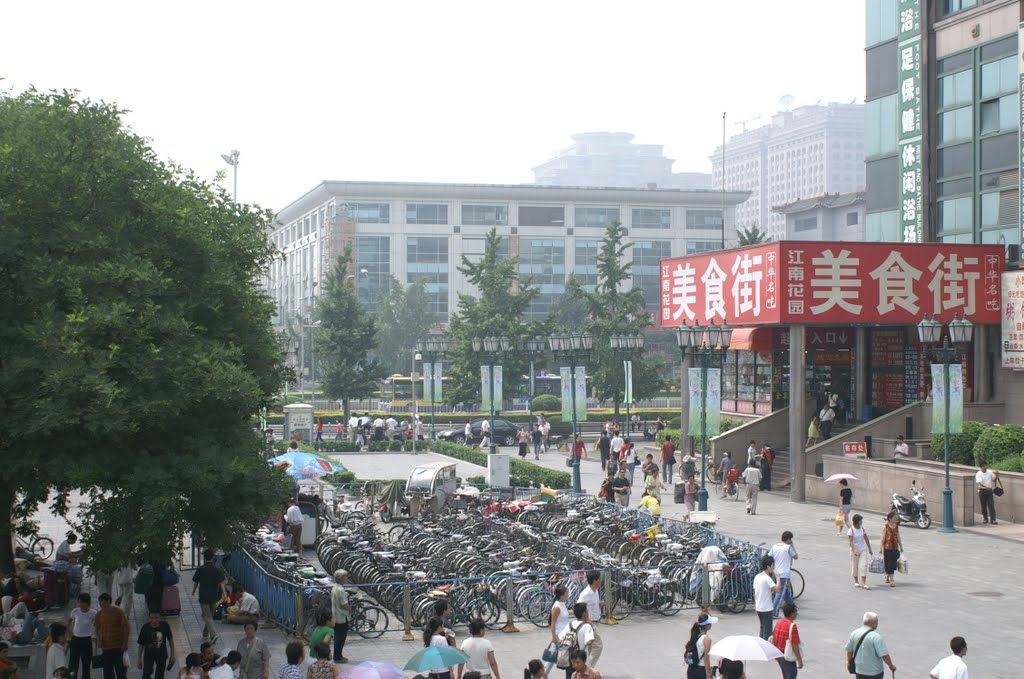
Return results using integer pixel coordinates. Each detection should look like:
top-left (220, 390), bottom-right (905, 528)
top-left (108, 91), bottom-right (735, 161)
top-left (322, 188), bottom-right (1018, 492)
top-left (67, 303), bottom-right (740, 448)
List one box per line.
top-left (549, 332), bottom-right (594, 493)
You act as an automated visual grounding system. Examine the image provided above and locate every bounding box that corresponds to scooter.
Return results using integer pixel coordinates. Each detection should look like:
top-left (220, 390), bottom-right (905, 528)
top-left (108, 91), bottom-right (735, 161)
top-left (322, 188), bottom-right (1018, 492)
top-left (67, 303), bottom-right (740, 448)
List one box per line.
top-left (891, 480), bottom-right (931, 529)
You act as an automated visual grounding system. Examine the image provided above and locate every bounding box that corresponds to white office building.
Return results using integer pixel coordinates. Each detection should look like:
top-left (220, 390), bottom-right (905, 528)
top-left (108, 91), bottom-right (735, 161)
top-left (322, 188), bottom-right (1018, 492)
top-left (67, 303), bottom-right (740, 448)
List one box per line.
top-left (266, 181), bottom-right (748, 326)
top-left (710, 103), bottom-right (866, 240)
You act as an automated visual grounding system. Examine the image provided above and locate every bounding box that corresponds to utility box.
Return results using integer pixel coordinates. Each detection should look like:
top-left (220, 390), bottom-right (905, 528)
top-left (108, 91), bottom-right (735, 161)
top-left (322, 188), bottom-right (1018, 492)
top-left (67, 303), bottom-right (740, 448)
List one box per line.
top-left (284, 403), bottom-right (314, 442)
top-left (488, 453), bottom-right (510, 488)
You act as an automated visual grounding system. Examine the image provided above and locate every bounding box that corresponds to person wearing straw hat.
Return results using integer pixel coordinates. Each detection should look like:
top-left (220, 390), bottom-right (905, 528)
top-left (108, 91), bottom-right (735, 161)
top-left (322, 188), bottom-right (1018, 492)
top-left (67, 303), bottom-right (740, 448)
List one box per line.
top-left (684, 613), bottom-right (718, 679)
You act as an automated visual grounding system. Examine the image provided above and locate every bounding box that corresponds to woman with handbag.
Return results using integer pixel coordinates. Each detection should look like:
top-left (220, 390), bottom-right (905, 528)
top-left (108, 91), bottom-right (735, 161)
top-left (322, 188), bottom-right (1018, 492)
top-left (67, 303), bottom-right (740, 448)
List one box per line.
top-left (543, 586), bottom-right (570, 674)
top-left (771, 603), bottom-right (803, 678)
top-left (847, 514), bottom-right (874, 590)
top-left (881, 511), bottom-right (904, 587)
top-left (683, 613), bottom-right (716, 679)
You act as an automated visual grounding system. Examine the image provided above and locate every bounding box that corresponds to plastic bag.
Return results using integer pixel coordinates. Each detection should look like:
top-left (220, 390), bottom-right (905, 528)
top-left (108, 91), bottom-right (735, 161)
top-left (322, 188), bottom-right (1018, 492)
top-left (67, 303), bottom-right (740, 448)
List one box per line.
top-left (868, 555), bottom-right (885, 574)
top-left (834, 512), bottom-right (845, 526)
top-left (897, 557), bottom-right (908, 575)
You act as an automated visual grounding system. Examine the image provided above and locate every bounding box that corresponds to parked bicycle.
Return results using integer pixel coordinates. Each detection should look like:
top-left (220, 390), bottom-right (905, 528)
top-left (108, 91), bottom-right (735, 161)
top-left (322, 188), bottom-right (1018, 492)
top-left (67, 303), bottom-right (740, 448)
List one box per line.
top-left (15, 532), bottom-right (54, 560)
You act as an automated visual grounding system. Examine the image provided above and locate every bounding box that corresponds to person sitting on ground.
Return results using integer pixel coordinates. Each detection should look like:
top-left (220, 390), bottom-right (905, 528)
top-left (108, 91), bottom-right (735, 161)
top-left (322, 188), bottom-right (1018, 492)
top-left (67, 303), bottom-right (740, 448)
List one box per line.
top-left (207, 652), bottom-right (241, 679)
top-left (638, 490), bottom-right (661, 517)
top-left (199, 642), bottom-right (221, 672)
top-left (53, 552), bottom-right (84, 599)
top-left (225, 585), bottom-right (259, 626)
top-left (0, 642), bottom-right (19, 679)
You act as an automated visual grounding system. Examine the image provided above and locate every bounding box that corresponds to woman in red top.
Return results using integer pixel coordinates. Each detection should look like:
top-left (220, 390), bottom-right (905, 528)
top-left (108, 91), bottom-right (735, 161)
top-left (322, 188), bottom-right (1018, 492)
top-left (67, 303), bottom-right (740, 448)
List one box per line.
top-left (771, 603), bottom-right (803, 678)
top-left (574, 434), bottom-right (587, 458)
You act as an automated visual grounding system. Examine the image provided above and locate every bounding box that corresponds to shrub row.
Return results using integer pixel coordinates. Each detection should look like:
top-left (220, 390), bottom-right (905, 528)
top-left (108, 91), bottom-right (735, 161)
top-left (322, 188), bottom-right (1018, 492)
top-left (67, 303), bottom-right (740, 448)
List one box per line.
top-left (263, 409), bottom-right (682, 429)
top-left (931, 421), bottom-right (1024, 471)
top-left (427, 440), bottom-right (572, 489)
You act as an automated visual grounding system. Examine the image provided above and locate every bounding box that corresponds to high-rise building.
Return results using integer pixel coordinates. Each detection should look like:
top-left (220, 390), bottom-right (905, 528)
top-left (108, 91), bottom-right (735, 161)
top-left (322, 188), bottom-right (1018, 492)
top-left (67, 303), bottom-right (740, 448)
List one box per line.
top-left (710, 103), bottom-right (866, 240)
top-left (864, 0), bottom-right (1019, 249)
top-left (533, 132), bottom-right (711, 190)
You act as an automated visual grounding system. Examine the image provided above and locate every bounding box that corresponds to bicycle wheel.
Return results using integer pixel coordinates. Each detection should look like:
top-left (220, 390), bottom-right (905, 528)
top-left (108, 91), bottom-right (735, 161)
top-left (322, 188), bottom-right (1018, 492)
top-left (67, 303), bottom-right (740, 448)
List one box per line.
top-left (31, 537), bottom-right (54, 560)
top-left (472, 597), bottom-right (503, 630)
top-left (353, 606), bottom-right (388, 638)
top-left (525, 592), bottom-right (554, 628)
top-left (788, 569), bottom-right (805, 600)
top-left (609, 591), bottom-right (633, 620)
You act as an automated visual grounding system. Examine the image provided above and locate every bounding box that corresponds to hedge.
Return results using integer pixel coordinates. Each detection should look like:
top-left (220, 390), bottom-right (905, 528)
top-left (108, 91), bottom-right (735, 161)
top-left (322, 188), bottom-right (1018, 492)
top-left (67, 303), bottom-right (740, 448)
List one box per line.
top-left (656, 418), bottom-right (742, 446)
top-left (930, 420), bottom-right (987, 466)
top-left (263, 409), bottom-right (682, 428)
top-left (427, 440), bottom-right (572, 489)
top-left (531, 394), bottom-right (561, 412)
top-left (972, 423), bottom-right (1024, 466)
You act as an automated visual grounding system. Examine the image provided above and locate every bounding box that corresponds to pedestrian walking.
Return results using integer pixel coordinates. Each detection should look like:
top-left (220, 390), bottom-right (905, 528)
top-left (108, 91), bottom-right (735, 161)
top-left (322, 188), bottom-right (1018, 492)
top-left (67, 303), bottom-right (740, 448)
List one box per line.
top-left (306, 610), bottom-right (334, 659)
top-left (330, 570), bottom-right (351, 664)
top-left (681, 454), bottom-right (696, 482)
top-left (597, 469), bottom-right (615, 503)
top-left (848, 514), bottom-right (874, 590)
top-left (46, 623), bottom-right (69, 679)
top-left (523, 659), bottom-right (545, 679)
top-left (558, 603), bottom-right (599, 676)
top-left (806, 416), bottom-right (820, 448)
top-left (771, 603), bottom-right (803, 679)
top-left (622, 441), bottom-right (637, 484)
top-left (577, 572), bottom-right (602, 629)
top-left (643, 465), bottom-right (665, 501)
top-left (718, 452), bottom-right (735, 498)
top-left (518, 427), bottom-right (530, 459)
top-left (284, 498), bottom-right (304, 551)
top-left (770, 531), bottom-right (797, 617)
top-left (334, 421), bottom-right (343, 441)
top-left (929, 636), bottom-right (968, 679)
top-left (975, 460), bottom-right (1000, 524)
top-left (741, 461), bottom-right (761, 515)
top-left (305, 645), bottom-right (334, 679)
top-left (845, 612), bottom-right (896, 679)
top-left (278, 641), bottom-right (305, 679)
top-left (684, 475), bottom-right (698, 515)
top-left (880, 512), bottom-right (903, 587)
top-left (683, 613), bottom-right (717, 679)
top-left (94, 593), bottom-right (129, 679)
top-left (543, 585), bottom-right (570, 675)
top-left (746, 440), bottom-right (758, 465)
top-left (759, 445), bottom-right (772, 491)
top-left (236, 623), bottom-right (270, 679)
top-left (315, 419), bottom-right (323, 442)
top-left (191, 550), bottom-right (226, 645)
top-left (597, 431), bottom-right (611, 470)
top-left (818, 403), bottom-right (836, 439)
top-left (533, 425), bottom-right (544, 459)
top-left (457, 620), bottom-right (500, 679)
top-left (573, 434), bottom-right (587, 461)
top-left (464, 421), bottom-right (473, 445)
top-left (541, 418), bottom-right (551, 452)
top-left (67, 593), bottom-right (96, 679)
top-left (611, 468), bottom-right (631, 507)
top-left (753, 555), bottom-right (781, 640)
top-left (609, 431), bottom-right (624, 466)
top-left (660, 436), bottom-right (676, 482)
top-left (838, 479), bottom-right (853, 535)
top-left (137, 611), bottom-right (176, 679)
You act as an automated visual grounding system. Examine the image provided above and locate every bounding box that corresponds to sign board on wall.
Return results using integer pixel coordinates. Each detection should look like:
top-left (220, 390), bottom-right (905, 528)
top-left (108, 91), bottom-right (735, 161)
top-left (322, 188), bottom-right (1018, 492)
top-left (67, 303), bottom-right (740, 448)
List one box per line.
top-left (660, 242), bottom-right (1003, 327)
top-left (1000, 271), bottom-right (1024, 368)
top-left (1018, 22), bottom-right (1024, 249)
top-left (843, 442), bottom-right (868, 458)
top-left (898, 0), bottom-right (923, 243)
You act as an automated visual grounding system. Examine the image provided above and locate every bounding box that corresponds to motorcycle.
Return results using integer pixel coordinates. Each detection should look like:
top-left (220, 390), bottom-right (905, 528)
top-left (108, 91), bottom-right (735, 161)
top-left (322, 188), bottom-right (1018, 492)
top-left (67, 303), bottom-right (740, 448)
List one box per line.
top-left (891, 480), bottom-right (931, 529)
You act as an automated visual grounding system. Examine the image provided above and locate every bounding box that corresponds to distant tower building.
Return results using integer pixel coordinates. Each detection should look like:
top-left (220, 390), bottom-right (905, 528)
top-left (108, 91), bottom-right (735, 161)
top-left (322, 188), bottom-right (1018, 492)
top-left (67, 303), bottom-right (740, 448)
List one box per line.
top-left (711, 103), bottom-right (865, 240)
top-left (533, 132), bottom-right (711, 190)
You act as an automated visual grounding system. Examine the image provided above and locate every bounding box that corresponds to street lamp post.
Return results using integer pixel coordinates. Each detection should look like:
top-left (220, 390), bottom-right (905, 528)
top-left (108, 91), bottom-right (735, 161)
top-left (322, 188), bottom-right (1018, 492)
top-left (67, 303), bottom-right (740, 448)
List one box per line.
top-left (519, 337), bottom-right (546, 418)
top-left (220, 149), bottom-right (240, 202)
top-left (415, 336), bottom-right (452, 440)
top-left (549, 332), bottom-right (594, 494)
top-left (472, 336), bottom-right (512, 454)
top-left (917, 313), bottom-right (974, 533)
top-left (676, 321), bottom-right (731, 511)
top-left (610, 334), bottom-right (645, 436)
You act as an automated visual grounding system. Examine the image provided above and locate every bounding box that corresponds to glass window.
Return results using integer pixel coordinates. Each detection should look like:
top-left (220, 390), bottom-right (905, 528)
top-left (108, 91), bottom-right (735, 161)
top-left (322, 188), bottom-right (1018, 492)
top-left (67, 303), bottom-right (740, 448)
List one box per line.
top-left (941, 0), bottom-right (977, 17)
top-left (981, 227), bottom-right (1019, 246)
top-left (519, 239), bottom-right (565, 318)
top-left (981, 192), bottom-right (1000, 229)
top-left (519, 205), bottom-right (565, 227)
top-left (846, 212), bottom-right (859, 226)
top-left (938, 70), bottom-right (972, 109)
top-left (406, 237), bottom-right (449, 316)
top-left (574, 240), bottom-right (599, 289)
top-left (940, 232), bottom-right (975, 244)
top-left (937, 142), bottom-right (972, 179)
top-left (866, 0), bottom-right (897, 47)
top-left (795, 216), bottom-right (818, 232)
top-left (406, 203), bottom-right (448, 225)
top-left (938, 51), bottom-right (973, 75)
top-left (866, 156), bottom-right (899, 211)
top-left (938, 177), bottom-right (973, 197)
top-left (866, 94), bottom-right (897, 157)
top-left (686, 210), bottom-right (723, 229)
top-left (633, 240), bottom-right (672, 312)
top-left (346, 202), bottom-right (390, 223)
top-left (865, 211), bottom-right (900, 242)
top-left (981, 132), bottom-right (1016, 171)
top-left (355, 236), bottom-right (390, 305)
top-left (866, 41), bottom-right (899, 99)
top-left (938, 106), bottom-right (972, 145)
top-left (938, 196), bottom-right (973, 235)
top-left (981, 56), bottom-right (1016, 98)
top-left (980, 95), bottom-right (1018, 136)
top-left (632, 207), bottom-right (672, 229)
top-left (462, 204), bottom-right (508, 225)
top-left (575, 206), bottom-right (620, 228)
top-left (686, 240), bottom-right (719, 254)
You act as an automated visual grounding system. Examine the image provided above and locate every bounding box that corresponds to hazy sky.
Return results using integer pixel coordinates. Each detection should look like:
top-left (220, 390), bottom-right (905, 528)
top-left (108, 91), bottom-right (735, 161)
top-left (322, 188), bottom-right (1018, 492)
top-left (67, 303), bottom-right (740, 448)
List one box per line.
top-left (2, 1), bottom-right (865, 211)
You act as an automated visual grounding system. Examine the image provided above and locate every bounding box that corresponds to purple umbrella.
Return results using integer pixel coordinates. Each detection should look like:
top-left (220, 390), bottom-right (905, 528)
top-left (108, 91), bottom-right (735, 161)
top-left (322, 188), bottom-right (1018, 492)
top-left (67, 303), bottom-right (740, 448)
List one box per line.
top-left (341, 661), bottom-right (405, 679)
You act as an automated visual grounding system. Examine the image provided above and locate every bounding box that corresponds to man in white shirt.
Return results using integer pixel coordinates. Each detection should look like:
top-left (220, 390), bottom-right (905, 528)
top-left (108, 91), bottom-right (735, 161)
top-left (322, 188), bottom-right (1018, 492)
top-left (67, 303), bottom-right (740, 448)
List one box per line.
top-left (746, 440), bottom-right (758, 465)
top-left (930, 636), bottom-right (969, 679)
top-left (414, 416), bottom-right (424, 440)
top-left (457, 621), bottom-right (500, 679)
top-left (56, 532), bottom-right (79, 561)
top-left (577, 572), bottom-right (602, 626)
top-left (893, 435), bottom-right (910, 459)
top-left (976, 461), bottom-right (999, 524)
top-left (769, 531), bottom-right (797, 617)
top-left (818, 404), bottom-right (836, 439)
top-left (385, 416), bottom-right (398, 440)
top-left (348, 415), bottom-right (363, 445)
top-left (741, 461), bottom-right (762, 515)
top-left (610, 433), bottom-right (624, 461)
top-left (541, 420), bottom-right (551, 452)
top-left (285, 498), bottom-right (304, 551)
top-left (753, 555), bottom-right (780, 641)
top-left (226, 585), bottom-right (259, 626)
top-left (208, 651), bottom-right (241, 679)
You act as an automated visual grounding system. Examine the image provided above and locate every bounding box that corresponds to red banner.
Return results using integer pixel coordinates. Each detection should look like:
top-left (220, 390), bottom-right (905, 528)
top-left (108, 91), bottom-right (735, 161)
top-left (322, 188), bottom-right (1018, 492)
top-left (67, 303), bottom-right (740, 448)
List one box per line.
top-left (660, 242), bottom-right (1003, 326)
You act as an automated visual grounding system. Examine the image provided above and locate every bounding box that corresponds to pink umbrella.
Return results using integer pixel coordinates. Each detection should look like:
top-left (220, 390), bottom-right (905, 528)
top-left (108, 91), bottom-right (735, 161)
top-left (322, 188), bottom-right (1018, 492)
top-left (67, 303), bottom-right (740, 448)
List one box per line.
top-left (825, 473), bottom-right (858, 484)
top-left (341, 662), bottom-right (405, 679)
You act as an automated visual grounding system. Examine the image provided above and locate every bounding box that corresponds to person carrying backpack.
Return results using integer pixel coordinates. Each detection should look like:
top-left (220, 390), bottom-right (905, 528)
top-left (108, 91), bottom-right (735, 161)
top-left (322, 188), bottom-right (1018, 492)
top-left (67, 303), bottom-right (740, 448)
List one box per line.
top-left (556, 603), bottom-right (596, 679)
top-left (683, 612), bottom-right (717, 678)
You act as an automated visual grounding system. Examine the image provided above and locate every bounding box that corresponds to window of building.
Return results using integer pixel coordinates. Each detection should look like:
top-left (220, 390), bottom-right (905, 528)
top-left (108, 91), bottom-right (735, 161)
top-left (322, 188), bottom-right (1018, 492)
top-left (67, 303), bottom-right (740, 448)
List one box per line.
top-left (866, 94), bottom-right (897, 157)
top-left (846, 212), bottom-right (859, 226)
top-left (461, 204), bottom-right (508, 226)
top-left (346, 202), bottom-right (390, 223)
top-left (937, 142), bottom-right (972, 179)
top-left (519, 205), bottom-right (565, 226)
top-left (575, 206), bottom-right (620, 228)
top-left (519, 239), bottom-right (565, 318)
top-left (939, 70), bottom-right (973, 109)
top-left (866, 41), bottom-right (899, 99)
top-left (938, 106), bottom-right (973, 145)
top-left (941, 0), bottom-right (977, 17)
top-left (686, 209), bottom-right (723, 229)
top-left (633, 240), bottom-right (671, 312)
top-left (866, 0), bottom-right (896, 47)
top-left (355, 236), bottom-right (390, 305)
top-left (938, 196), bottom-right (973, 236)
top-left (574, 239), bottom-right (599, 289)
top-left (406, 237), bottom-right (449, 316)
top-left (631, 207), bottom-right (672, 229)
top-left (865, 210), bottom-right (899, 242)
top-left (406, 203), bottom-right (448, 225)
top-left (795, 216), bottom-right (818, 232)
top-left (981, 132), bottom-right (1016, 171)
top-left (980, 95), bottom-right (1017, 136)
top-left (686, 240), bottom-right (719, 254)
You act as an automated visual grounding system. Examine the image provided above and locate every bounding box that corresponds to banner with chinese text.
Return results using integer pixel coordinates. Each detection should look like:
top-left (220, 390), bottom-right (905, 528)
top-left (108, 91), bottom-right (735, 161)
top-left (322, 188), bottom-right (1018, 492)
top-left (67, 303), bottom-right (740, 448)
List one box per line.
top-left (493, 366), bottom-right (503, 412)
top-left (623, 360), bottom-right (633, 405)
top-left (574, 367), bottom-right (587, 421)
top-left (705, 368), bottom-right (721, 435)
top-left (422, 362), bottom-right (443, 403)
top-left (687, 368), bottom-right (702, 436)
top-left (480, 366), bottom-right (491, 413)
top-left (897, 0), bottom-right (923, 243)
top-left (1001, 272), bottom-right (1024, 368)
top-left (560, 367), bottom-right (572, 421)
top-left (931, 364), bottom-right (963, 434)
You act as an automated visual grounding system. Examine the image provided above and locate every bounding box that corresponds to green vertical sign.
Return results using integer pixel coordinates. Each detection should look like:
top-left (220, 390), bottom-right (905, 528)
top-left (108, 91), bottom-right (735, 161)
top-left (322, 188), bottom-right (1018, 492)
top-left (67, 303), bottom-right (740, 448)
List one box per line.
top-left (705, 368), bottom-right (722, 435)
top-left (560, 367), bottom-right (572, 421)
top-left (897, 0), bottom-right (923, 243)
top-left (574, 367), bottom-right (587, 422)
top-left (929, 363), bottom-right (962, 434)
top-left (480, 366), bottom-right (491, 413)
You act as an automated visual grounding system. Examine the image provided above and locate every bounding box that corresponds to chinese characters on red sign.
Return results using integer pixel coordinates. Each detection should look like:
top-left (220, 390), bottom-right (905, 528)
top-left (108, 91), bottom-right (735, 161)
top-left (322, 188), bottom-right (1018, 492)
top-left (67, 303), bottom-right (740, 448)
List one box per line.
top-left (659, 242), bottom-right (1003, 327)
top-left (1000, 271), bottom-right (1024, 369)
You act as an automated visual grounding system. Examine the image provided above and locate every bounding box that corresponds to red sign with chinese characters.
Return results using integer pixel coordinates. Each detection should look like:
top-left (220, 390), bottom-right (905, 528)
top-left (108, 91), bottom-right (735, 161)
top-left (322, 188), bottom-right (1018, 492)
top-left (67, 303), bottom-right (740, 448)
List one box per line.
top-left (659, 242), bottom-right (1003, 326)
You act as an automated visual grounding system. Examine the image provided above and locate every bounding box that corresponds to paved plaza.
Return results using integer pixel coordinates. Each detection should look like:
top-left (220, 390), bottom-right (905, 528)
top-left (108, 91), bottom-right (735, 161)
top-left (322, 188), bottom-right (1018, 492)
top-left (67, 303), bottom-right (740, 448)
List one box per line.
top-left (25, 447), bottom-right (1024, 678)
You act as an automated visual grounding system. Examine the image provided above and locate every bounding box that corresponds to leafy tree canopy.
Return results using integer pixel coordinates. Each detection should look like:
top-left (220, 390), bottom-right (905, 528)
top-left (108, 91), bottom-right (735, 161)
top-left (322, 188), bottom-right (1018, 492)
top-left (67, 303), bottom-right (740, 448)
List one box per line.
top-left (737, 223), bottom-right (768, 246)
top-left (372, 276), bottom-right (435, 375)
top-left (0, 90), bottom-right (291, 573)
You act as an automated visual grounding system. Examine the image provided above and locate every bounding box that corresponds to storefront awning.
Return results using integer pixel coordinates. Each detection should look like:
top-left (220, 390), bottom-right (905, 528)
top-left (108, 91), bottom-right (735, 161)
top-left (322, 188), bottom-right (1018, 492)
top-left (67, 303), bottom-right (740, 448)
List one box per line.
top-left (730, 327), bottom-right (772, 352)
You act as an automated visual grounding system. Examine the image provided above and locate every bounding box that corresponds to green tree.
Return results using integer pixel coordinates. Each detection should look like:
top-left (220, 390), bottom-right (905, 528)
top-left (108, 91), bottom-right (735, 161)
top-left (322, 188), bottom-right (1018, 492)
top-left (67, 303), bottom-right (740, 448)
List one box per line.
top-left (373, 276), bottom-right (435, 374)
top-left (445, 229), bottom-right (543, 407)
top-left (737, 223), bottom-right (768, 246)
top-left (0, 90), bottom-right (291, 573)
top-left (315, 248), bottom-right (390, 415)
top-left (562, 220), bottom-right (663, 417)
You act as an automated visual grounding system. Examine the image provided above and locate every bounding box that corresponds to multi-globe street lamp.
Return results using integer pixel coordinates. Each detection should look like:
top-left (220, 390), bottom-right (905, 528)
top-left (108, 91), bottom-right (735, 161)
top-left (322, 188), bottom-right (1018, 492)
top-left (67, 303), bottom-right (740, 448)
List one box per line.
top-left (610, 334), bottom-right (645, 436)
top-left (471, 336), bottom-right (512, 454)
top-left (519, 337), bottom-right (547, 415)
top-left (549, 332), bottom-right (593, 494)
top-left (415, 336), bottom-right (453, 441)
top-left (676, 320), bottom-right (731, 511)
top-left (917, 313), bottom-right (974, 534)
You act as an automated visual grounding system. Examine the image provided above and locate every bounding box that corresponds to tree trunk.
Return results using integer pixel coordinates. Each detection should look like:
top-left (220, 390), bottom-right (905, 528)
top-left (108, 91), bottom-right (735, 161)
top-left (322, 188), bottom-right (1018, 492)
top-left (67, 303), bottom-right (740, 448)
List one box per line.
top-left (0, 483), bottom-right (16, 574)
top-left (342, 398), bottom-right (351, 426)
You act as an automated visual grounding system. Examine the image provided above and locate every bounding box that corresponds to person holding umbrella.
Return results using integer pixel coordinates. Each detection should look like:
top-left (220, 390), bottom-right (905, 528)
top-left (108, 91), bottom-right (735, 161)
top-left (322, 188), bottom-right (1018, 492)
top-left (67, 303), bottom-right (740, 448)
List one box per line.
top-left (418, 618), bottom-right (460, 679)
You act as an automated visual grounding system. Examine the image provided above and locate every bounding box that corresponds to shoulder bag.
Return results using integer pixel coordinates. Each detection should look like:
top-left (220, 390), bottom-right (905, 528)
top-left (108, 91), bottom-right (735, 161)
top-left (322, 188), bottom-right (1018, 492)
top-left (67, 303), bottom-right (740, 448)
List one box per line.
top-left (994, 478), bottom-right (1005, 496)
top-left (848, 629), bottom-right (872, 674)
top-left (542, 641), bottom-right (559, 664)
top-left (784, 622), bottom-right (799, 662)
top-left (556, 621), bottom-right (581, 669)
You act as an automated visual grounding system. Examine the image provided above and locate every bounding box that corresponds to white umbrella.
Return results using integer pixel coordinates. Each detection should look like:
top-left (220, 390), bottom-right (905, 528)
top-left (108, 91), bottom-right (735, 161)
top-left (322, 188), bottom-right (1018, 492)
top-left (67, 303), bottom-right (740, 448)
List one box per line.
top-left (709, 635), bottom-right (784, 662)
top-left (825, 473), bottom-right (859, 484)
